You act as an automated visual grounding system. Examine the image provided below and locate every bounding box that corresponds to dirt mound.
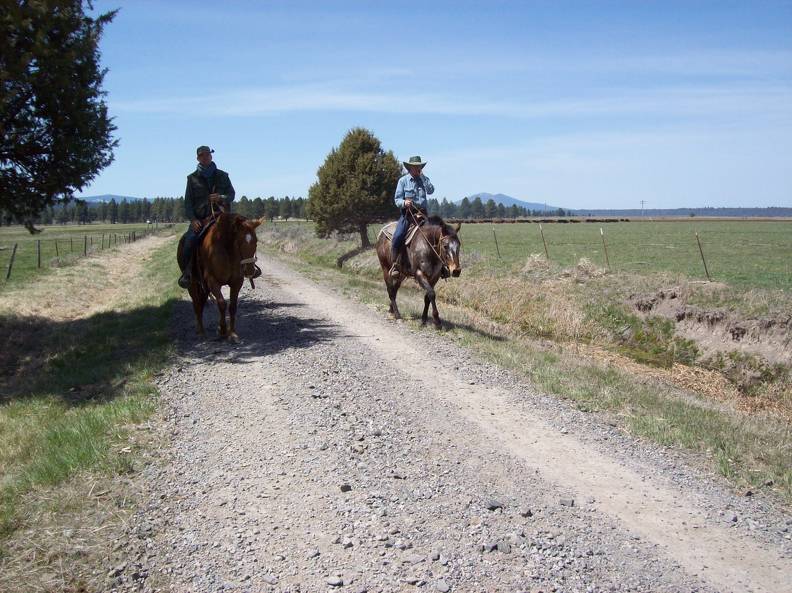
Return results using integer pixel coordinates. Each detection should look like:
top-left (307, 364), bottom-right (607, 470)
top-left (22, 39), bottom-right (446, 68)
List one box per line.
top-left (629, 287), bottom-right (792, 367)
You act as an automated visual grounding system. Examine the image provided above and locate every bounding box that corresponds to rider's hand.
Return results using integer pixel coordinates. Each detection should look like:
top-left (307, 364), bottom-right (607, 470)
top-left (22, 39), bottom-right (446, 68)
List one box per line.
top-left (404, 199), bottom-right (413, 209)
top-left (209, 193), bottom-right (222, 204)
top-left (191, 219), bottom-right (201, 232)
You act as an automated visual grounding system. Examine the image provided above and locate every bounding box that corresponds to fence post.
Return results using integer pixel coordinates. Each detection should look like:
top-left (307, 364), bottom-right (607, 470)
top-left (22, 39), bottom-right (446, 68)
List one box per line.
top-left (101, 233), bottom-right (105, 249)
top-left (5, 243), bottom-right (18, 280)
top-left (600, 227), bottom-right (610, 270)
top-left (491, 224), bottom-right (501, 259)
top-left (83, 235), bottom-right (87, 256)
top-left (70, 236), bottom-right (73, 253)
top-left (37, 239), bottom-right (41, 268)
top-left (695, 232), bottom-right (712, 281)
top-left (539, 223), bottom-right (549, 259)
top-left (55, 239), bottom-right (59, 258)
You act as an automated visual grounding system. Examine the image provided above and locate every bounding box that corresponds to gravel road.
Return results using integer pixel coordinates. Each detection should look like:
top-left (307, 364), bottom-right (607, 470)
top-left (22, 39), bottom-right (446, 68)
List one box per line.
top-left (113, 254), bottom-right (792, 593)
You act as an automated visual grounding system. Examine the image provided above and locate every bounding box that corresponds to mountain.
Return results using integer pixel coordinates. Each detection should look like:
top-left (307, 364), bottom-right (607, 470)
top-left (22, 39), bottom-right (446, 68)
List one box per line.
top-left (79, 194), bottom-right (142, 203)
top-left (461, 192), bottom-right (564, 212)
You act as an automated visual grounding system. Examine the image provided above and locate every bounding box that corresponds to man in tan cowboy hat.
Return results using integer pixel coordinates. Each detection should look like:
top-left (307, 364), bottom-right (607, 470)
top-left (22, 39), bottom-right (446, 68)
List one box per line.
top-left (390, 155), bottom-right (435, 278)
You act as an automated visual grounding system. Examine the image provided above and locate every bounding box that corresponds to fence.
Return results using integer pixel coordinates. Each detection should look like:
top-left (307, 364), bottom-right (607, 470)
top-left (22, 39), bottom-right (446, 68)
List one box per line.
top-left (1, 223), bottom-right (174, 284)
top-left (450, 219), bottom-right (792, 290)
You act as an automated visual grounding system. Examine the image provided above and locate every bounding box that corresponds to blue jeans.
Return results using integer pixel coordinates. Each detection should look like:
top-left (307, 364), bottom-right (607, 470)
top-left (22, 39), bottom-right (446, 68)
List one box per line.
top-left (391, 212), bottom-right (411, 260)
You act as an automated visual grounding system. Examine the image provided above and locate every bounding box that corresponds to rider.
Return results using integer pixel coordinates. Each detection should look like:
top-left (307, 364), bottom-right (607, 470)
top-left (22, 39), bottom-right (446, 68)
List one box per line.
top-left (178, 145), bottom-right (236, 288)
top-left (390, 155), bottom-right (434, 278)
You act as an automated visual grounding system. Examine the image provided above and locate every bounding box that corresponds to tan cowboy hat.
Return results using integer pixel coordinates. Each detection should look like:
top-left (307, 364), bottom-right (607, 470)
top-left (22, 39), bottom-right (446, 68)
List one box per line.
top-left (402, 155), bottom-right (427, 169)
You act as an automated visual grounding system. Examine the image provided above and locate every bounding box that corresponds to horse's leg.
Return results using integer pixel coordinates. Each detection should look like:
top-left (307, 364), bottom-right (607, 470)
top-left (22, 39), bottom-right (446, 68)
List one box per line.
top-left (414, 269), bottom-right (435, 326)
top-left (430, 281), bottom-right (442, 328)
top-left (189, 283), bottom-right (207, 336)
top-left (209, 282), bottom-right (228, 338)
top-left (228, 280), bottom-right (242, 341)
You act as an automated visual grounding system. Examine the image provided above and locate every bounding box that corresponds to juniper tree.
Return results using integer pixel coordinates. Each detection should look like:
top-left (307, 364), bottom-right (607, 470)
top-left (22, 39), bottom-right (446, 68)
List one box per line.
top-left (1, 1), bottom-right (117, 232)
top-left (308, 128), bottom-right (401, 248)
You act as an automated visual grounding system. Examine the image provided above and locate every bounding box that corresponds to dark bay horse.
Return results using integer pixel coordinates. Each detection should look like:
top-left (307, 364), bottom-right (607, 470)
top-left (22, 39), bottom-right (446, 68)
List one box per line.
top-left (177, 213), bottom-right (263, 339)
top-left (376, 215), bottom-right (462, 327)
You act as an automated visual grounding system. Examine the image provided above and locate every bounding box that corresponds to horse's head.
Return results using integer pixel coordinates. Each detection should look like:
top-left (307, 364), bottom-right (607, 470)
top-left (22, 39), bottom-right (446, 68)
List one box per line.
top-left (440, 222), bottom-right (462, 277)
top-left (234, 216), bottom-right (264, 278)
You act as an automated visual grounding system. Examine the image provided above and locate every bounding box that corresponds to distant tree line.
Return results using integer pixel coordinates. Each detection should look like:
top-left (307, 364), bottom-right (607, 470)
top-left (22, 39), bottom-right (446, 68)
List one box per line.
top-left (0, 195), bottom-right (308, 226)
top-left (234, 196), bottom-right (307, 221)
top-left (429, 196), bottom-right (567, 219)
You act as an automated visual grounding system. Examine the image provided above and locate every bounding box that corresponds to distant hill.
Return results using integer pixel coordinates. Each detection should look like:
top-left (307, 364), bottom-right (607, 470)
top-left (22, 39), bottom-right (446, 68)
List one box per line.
top-left (79, 194), bottom-right (142, 203)
top-left (570, 207), bottom-right (792, 218)
top-left (462, 193), bottom-right (564, 212)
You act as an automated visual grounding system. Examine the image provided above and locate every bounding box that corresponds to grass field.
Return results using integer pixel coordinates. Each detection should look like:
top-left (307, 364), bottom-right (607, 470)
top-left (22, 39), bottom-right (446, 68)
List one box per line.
top-left (424, 219), bottom-right (792, 290)
top-left (0, 232), bottom-right (180, 590)
top-left (260, 219), bottom-right (792, 501)
top-left (0, 222), bottom-right (178, 289)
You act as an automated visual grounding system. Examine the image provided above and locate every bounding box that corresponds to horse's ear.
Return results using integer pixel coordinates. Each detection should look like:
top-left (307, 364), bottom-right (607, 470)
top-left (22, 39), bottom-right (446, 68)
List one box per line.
top-left (250, 217), bottom-right (265, 229)
top-left (455, 222), bottom-right (462, 233)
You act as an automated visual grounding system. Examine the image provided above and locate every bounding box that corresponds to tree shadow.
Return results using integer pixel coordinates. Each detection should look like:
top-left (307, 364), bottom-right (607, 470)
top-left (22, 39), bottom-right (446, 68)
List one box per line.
top-left (336, 245), bottom-right (374, 268)
top-left (0, 295), bottom-right (336, 406)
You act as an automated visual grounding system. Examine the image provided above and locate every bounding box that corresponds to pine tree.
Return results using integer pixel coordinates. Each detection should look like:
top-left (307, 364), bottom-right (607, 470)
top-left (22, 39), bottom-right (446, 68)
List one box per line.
top-left (308, 128), bottom-right (401, 248)
top-left (1, 1), bottom-right (117, 232)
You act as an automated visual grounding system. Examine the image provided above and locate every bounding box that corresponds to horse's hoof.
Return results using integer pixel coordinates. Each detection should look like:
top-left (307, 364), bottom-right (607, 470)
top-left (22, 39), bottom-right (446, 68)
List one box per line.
top-left (228, 333), bottom-right (240, 343)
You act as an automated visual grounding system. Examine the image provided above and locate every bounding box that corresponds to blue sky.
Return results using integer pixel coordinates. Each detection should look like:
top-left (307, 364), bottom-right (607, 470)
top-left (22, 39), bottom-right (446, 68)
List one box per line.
top-left (81, 0), bottom-right (792, 209)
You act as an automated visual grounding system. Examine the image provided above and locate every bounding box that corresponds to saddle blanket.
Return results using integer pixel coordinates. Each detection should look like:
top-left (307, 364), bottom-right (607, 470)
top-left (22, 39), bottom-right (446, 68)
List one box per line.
top-left (377, 221), bottom-right (423, 245)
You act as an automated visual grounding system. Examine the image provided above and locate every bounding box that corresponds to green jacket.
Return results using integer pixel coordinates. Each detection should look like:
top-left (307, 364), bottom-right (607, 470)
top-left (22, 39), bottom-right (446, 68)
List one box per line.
top-left (184, 168), bottom-right (235, 220)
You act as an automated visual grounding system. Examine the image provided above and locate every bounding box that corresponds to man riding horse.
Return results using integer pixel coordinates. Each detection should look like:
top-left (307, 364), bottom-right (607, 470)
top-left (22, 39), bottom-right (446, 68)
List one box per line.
top-left (179, 145), bottom-right (252, 288)
top-left (390, 155), bottom-right (435, 278)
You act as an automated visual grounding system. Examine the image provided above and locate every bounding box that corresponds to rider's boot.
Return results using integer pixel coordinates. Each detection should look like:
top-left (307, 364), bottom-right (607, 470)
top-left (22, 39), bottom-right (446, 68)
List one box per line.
top-left (178, 256), bottom-right (192, 289)
top-left (390, 248), bottom-right (408, 279)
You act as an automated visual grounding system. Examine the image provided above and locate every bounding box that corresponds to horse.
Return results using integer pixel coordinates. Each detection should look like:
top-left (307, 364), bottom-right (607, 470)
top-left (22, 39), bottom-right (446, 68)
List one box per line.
top-left (375, 214), bottom-right (462, 328)
top-left (177, 212), bottom-right (264, 339)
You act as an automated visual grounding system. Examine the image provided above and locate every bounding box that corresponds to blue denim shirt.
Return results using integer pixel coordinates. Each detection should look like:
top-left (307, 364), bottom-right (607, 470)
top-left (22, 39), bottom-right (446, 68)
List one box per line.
top-left (394, 173), bottom-right (434, 210)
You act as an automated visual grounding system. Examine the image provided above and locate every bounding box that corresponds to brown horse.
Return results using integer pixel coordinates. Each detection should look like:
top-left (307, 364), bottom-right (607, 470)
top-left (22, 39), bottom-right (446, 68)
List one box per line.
top-left (177, 213), bottom-right (263, 339)
top-left (376, 215), bottom-right (462, 327)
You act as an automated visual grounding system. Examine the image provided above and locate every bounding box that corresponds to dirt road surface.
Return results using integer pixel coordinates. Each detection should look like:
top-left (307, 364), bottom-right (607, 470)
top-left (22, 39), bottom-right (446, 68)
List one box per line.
top-left (116, 254), bottom-right (792, 593)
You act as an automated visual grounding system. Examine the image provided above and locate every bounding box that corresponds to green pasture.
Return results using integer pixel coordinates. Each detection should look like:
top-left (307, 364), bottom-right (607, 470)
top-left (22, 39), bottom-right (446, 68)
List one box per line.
top-left (0, 237), bottom-right (180, 548)
top-left (452, 220), bottom-right (792, 291)
top-left (0, 222), bottom-right (177, 289)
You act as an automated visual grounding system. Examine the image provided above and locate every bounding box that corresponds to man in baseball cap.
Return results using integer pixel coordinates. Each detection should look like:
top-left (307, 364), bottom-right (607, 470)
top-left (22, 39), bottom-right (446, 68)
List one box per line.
top-left (178, 145), bottom-right (235, 288)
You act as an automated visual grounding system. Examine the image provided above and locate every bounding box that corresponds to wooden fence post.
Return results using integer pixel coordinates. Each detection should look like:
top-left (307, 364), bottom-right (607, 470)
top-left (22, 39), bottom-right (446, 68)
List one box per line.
top-left (70, 237), bottom-right (74, 253)
top-left (695, 232), bottom-right (711, 281)
top-left (5, 243), bottom-right (18, 280)
top-left (491, 225), bottom-right (501, 259)
top-left (37, 239), bottom-right (41, 268)
top-left (55, 240), bottom-right (59, 258)
top-left (539, 224), bottom-right (549, 259)
top-left (600, 227), bottom-right (610, 270)
top-left (83, 235), bottom-right (87, 256)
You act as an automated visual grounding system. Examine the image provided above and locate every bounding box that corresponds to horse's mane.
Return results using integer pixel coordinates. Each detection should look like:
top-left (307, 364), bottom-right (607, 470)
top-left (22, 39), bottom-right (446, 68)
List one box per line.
top-left (213, 212), bottom-right (246, 250)
top-left (425, 215), bottom-right (456, 236)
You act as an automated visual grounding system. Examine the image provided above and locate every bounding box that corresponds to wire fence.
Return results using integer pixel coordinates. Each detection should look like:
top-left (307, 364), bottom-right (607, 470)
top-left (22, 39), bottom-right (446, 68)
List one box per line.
top-left (1, 224), bottom-right (175, 284)
top-left (452, 219), bottom-right (792, 290)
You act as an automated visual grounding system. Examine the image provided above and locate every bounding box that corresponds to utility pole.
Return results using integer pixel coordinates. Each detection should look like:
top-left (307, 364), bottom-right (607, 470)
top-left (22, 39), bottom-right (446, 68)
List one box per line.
top-left (640, 200), bottom-right (646, 216)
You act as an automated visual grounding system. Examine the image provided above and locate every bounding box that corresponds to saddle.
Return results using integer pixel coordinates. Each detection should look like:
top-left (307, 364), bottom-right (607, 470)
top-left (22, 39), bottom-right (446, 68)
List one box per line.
top-left (377, 214), bottom-right (426, 246)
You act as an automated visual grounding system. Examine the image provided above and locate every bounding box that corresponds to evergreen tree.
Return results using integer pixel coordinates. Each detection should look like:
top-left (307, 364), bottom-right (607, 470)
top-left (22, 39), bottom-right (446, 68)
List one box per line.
top-left (119, 199), bottom-right (130, 223)
top-left (308, 127), bottom-right (400, 248)
top-left (0, 1), bottom-right (117, 232)
top-left (471, 197), bottom-right (485, 219)
top-left (496, 203), bottom-right (506, 218)
top-left (509, 204), bottom-right (519, 219)
top-left (459, 197), bottom-right (472, 219)
top-left (484, 198), bottom-right (498, 218)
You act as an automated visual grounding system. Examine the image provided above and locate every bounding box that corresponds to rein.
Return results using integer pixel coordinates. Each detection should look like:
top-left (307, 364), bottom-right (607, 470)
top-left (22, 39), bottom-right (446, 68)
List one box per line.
top-left (407, 208), bottom-right (446, 263)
